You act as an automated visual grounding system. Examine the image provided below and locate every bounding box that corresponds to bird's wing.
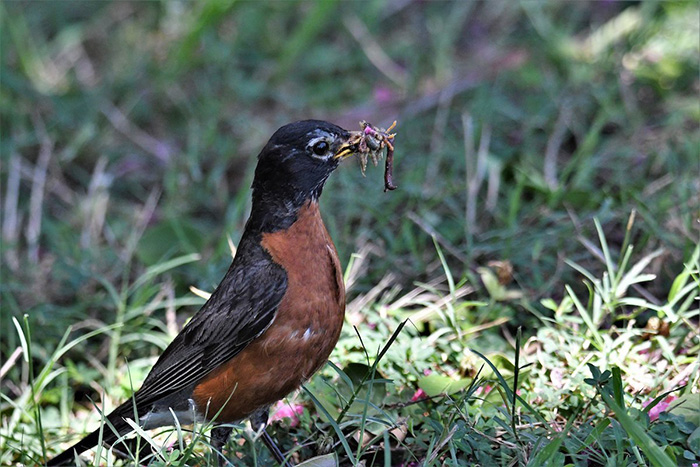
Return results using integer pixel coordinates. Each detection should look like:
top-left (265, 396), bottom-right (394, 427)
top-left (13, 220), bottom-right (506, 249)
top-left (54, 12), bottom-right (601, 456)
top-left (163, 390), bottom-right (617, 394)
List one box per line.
top-left (47, 237), bottom-right (286, 465)
top-left (132, 237), bottom-right (287, 409)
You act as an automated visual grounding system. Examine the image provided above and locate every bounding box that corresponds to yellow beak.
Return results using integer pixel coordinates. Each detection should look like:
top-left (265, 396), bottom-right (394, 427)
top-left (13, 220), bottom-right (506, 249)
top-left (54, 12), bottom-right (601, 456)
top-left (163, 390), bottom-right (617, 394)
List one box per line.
top-left (334, 132), bottom-right (363, 160)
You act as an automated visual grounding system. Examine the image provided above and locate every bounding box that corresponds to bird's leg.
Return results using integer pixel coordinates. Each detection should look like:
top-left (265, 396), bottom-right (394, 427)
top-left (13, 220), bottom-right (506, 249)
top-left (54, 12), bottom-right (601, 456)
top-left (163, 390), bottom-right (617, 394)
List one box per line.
top-left (261, 431), bottom-right (292, 467)
top-left (250, 409), bottom-right (293, 467)
top-left (211, 424), bottom-right (233, 467)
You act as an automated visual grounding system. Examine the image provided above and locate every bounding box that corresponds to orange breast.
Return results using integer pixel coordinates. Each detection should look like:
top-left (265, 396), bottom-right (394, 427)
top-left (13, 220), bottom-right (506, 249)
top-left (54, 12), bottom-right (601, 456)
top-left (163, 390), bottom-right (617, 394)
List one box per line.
top-left (192, 201), bottom-right (345, 422)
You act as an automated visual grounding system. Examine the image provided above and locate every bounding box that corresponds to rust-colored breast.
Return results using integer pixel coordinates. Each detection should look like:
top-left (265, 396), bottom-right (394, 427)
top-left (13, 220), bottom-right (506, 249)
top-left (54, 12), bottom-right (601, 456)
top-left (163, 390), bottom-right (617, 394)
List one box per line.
top-left (192, 201), bottom-right (345, 421)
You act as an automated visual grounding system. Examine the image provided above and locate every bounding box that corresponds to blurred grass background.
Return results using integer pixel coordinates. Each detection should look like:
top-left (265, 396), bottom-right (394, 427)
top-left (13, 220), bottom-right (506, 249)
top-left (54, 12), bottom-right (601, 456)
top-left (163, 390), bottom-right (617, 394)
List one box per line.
top-left (1, 1), bottom-right (698, 465)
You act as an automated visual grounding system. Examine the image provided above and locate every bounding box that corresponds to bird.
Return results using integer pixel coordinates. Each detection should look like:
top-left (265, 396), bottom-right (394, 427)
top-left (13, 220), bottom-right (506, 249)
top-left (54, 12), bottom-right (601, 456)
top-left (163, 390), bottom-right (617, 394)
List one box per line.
top-left (48, 120), bottom-right (361, 466)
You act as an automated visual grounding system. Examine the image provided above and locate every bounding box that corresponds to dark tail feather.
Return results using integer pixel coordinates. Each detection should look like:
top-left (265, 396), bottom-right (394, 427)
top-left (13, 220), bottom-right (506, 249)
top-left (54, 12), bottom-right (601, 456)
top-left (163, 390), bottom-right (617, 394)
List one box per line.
top-left (46, 401), bottom-right (138, 466)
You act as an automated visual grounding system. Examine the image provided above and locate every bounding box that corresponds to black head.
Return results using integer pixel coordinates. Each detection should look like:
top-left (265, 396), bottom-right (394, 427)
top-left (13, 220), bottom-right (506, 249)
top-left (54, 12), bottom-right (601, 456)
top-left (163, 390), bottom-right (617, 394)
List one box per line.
top-left (248, 120), bottom-right (353, 232)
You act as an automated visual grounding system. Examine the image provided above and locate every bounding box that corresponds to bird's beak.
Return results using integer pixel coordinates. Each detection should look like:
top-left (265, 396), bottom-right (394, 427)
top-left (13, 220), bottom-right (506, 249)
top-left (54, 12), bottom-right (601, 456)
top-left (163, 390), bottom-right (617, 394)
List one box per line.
top-left (334, 132), bottom-right (363, 160)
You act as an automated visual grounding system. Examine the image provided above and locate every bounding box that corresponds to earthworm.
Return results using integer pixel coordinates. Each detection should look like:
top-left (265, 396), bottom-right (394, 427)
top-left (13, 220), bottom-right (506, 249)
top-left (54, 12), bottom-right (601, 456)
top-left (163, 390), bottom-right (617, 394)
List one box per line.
top-left (384, 145), bottom-right (397, 191)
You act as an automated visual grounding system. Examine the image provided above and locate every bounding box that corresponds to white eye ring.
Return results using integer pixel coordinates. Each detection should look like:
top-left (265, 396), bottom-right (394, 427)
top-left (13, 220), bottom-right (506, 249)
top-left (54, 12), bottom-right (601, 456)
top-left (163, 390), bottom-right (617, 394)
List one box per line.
top-left (308, 137), bottom-right (332, 158)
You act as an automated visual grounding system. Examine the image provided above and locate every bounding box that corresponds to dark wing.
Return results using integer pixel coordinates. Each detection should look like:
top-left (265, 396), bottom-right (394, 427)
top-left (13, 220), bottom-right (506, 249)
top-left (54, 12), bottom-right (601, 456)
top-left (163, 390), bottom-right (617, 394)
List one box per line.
top-left (47, 237), bottom-right (286, 465)
top-left (133, 235), bottom-right (287, 408)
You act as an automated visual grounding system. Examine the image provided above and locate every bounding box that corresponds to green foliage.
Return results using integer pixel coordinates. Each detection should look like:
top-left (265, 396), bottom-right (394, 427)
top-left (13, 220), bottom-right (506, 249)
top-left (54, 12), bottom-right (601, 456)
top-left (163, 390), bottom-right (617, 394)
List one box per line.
top-left (1, 1), bottom-right (698, 465)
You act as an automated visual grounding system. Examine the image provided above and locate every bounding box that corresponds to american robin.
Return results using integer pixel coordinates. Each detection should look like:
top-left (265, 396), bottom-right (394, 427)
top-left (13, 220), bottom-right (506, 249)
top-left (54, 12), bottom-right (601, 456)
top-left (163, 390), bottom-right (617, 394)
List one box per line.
top-left (48, 120), bottom-right (362, 466)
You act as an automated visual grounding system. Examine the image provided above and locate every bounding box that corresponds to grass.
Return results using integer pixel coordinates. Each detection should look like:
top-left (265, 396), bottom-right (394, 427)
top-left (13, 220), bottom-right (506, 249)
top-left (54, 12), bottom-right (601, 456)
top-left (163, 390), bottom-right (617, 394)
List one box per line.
top-left (1, 1), bottom-right (698, 465)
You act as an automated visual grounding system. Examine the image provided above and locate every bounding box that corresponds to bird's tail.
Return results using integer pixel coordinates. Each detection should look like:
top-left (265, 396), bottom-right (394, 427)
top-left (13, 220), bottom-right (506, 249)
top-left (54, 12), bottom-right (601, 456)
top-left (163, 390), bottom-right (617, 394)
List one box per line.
top-left (46, 400), bottom-right (140, 466)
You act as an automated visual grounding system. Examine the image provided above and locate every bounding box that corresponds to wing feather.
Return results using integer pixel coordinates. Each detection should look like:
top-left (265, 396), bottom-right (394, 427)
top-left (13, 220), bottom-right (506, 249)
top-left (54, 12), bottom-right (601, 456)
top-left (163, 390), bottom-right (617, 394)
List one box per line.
top-left (131, 235), bottom-right (287, 407)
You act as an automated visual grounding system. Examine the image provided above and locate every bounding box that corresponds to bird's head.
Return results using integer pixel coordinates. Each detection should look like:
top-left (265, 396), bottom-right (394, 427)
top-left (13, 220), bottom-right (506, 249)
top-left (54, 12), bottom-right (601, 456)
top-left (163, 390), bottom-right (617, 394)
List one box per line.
top-left (249, 120), bottom-right (358, 231)
top-left (252, 120), bottom-right (358, 203)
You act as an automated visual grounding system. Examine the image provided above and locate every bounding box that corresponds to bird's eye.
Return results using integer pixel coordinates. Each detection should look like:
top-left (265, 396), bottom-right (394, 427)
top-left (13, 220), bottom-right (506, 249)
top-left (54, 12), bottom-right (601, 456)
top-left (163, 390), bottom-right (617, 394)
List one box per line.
top-left (312, 140), bottom-right (330, 156)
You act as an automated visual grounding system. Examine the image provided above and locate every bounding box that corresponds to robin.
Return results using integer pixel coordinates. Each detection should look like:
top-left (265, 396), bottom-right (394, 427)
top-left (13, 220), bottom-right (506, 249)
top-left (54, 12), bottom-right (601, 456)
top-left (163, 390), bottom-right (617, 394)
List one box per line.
top-left (48, 120), bottom-right (363, 466)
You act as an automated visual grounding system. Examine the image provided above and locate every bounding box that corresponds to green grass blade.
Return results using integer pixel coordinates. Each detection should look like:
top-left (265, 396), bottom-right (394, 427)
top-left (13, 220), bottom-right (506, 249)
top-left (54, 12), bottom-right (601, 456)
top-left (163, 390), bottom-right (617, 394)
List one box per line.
top-left (611, 367), bottom-right (623, 407)
top-left (598, 390), bottom-right (675, 467)
top-left (302, 386), bottom-right (354, 461)
top-left (594, 218), bottom-right (617, 280)
top-left (566, 285), bottom-right (605, 349)
top-left (128, 253), bottom-right (201, 295)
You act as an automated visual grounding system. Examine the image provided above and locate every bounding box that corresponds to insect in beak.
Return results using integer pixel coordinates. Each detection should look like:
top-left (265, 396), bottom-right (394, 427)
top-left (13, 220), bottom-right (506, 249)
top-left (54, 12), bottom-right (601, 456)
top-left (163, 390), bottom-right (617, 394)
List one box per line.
top-left (334, 120), bottom-right (398, 191)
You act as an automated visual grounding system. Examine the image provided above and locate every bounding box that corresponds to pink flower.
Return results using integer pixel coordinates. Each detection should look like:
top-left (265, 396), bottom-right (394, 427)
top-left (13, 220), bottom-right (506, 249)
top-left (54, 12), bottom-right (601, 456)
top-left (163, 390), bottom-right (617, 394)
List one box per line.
top-left (270, 400), bottom-right (304, 427)
top-left (411, 389), bottom-right (427, 402)
top-left (475, 385), bottom-right (493, 397)
top-left (373, 86), bottom-right (394, 105)
top-left (644, 395), bottom-right (677, 422)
